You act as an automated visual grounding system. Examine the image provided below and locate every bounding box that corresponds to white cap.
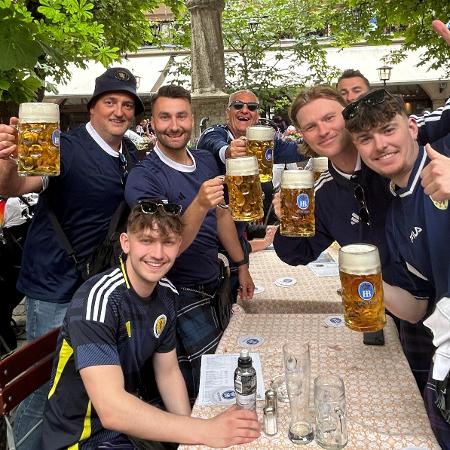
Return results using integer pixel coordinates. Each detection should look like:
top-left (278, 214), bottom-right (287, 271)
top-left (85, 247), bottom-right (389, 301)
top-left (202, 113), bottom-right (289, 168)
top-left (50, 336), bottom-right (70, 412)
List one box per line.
top-left (19, 103), bottom-right (59, 123)
top-left (246, 125), bottom-right (274, 141)
top-left (281, 169), bottom-right (314, 188)
top-left (226, 156), bottom-right (259, 176)
top-left (312, 157), bottom-right (329, 172)
top-left (339, 244), bottom-right (381, 275)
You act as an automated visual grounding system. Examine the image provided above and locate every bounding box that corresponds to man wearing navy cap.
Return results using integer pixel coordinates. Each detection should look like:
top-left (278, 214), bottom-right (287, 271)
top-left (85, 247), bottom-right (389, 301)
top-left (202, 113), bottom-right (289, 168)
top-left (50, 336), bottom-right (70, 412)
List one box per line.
top-left (0, 67), bottom-right (142, 449)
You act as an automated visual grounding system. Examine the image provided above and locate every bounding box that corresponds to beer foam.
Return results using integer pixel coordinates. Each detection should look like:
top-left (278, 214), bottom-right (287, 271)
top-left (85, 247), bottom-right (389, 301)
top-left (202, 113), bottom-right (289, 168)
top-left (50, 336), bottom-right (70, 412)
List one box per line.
top-left (281, 169), bottom-right (314, 188)
top-left (246, 125), bottom-right (274, 141)
top-left (339, 244), bottom-right (381, 274)
top-left (19, 103), bottom-right (59, 123)
top-left (226, 156), bottom-right (259, 176)
top-left (312, 157), bottom-right (329, 172)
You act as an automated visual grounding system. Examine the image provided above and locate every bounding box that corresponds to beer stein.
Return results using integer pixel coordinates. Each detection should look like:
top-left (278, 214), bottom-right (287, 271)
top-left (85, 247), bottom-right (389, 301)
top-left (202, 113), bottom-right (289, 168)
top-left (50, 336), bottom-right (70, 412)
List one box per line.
top-left (17, 103), bottom-right (60, 176)
top-left (312, 157), bottom-right (329, 182)
top-left (280, 170), bottom-right (315, 237)
top-left (246, 125), bottom-right (274, 182)
top-left (283, 342), bottom-right (314, 444)
top-left (338, 244), bottom-right (386, 332)
top-left (314, 374), bottom-right (348, 449)
top-left (225, 156), bottom-right (264, 221)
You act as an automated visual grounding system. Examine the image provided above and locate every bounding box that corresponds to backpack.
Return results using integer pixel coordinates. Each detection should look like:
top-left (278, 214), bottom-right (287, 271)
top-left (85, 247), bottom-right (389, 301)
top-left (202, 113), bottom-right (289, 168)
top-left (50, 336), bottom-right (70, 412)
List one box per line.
top-left (47, 137), bottom-right (136, 280)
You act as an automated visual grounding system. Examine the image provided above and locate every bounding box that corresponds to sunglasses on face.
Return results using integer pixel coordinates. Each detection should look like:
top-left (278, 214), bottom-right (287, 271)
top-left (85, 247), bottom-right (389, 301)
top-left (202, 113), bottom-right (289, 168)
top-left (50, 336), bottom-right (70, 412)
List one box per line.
top-left (229, 101), bottom-right (259, 112)
top-left (138, 200), bottom-right (182, 216)
top-left (342, 89), bottom-right (394, 120)
top-left (353, 184), bottom-right (370, 225)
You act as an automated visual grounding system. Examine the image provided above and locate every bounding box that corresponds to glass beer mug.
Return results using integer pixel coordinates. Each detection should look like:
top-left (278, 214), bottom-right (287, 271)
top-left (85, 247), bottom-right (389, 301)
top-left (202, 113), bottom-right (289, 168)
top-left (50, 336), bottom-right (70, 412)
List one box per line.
top-left (246, 125), bottom-right (274, 183)
top-left (225, 156), bottom-right (264, 221)
top-left (338, 243), bottom-right (386, 332)
top-left (314, 375), bottom-right (348, 449)
top-left (312, 157), bottom-right (329, 182)
top-left (17, 103), bottom-right (60, 176)
top-left (280, 169), bottom-right (315, 237)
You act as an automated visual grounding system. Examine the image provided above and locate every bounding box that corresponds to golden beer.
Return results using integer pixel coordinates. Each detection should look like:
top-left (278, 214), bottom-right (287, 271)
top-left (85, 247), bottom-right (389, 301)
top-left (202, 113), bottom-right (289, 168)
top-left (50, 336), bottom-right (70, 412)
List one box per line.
top-left (338, 244), bottom-right (386, 332)
top-left (246, 126), bottom-right (274, 183)
top-left (17, 103), bottom-right (60, 176)
top-left (280, 170), bottom-right (315, 237)
top-left (311, 157), bottom-right (328, 182)
top-left (226, 156), bottom-right (264, 222)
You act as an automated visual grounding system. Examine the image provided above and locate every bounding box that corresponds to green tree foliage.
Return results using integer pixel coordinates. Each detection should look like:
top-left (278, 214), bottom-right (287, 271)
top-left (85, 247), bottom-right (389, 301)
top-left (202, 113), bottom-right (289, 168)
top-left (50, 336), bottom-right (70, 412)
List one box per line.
top-left (326, 0), bottom-right (450, 76)
top-left (168, 0), bottom-right (340, 113)
top-left (0, 0), bottom-right (183, 103)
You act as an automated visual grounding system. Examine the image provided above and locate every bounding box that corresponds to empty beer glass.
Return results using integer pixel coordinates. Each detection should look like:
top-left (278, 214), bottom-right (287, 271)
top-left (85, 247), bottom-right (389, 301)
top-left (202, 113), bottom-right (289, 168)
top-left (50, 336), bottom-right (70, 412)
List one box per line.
top-left (312, 157), bottom-right (329, 182)
top-left (246, 125), bottom-right (274, 183)
top-left (314, 374), bottom-right (348, 449)
top-left (338, 244), bottom-right (386, 332)
top-left (17, 103), bottom-right (60, 176)
top-left (280, 170), bottom-right (315, 237)
top-left (225, 156), bottom-right (264, 221)
top-left (283, 342), bottom-right (314, 444)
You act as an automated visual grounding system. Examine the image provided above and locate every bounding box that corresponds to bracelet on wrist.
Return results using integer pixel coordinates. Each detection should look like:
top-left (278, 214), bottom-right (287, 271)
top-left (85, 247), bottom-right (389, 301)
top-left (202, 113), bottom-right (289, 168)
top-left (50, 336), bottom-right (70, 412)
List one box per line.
top-left (233, 258), bottom-right (248, 267)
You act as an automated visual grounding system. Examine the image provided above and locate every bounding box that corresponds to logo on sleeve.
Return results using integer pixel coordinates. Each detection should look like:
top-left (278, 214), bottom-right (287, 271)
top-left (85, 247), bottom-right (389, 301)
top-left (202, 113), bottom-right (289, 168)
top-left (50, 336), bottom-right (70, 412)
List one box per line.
top-left (153, 314), bottom-right (167, 338)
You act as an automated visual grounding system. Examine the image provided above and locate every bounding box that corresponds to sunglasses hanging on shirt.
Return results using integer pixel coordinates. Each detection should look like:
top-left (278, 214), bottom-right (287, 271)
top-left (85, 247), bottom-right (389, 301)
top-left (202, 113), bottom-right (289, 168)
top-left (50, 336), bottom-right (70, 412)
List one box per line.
top-left (353, 184), bottom-right (370, 225)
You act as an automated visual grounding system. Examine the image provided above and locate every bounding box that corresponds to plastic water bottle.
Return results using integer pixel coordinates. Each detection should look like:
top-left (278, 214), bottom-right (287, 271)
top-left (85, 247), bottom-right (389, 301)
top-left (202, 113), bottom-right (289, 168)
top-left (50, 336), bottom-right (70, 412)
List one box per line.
top-left (234, 349), bottom-right (257, 410)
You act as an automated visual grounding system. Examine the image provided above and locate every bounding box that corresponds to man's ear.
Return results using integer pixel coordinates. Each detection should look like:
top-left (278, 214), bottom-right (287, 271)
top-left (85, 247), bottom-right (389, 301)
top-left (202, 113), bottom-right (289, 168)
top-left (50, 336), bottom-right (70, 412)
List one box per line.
top-left (120, 232), bottom-right (130, 255)
top-left (408, 116), bottom-right (419, 140)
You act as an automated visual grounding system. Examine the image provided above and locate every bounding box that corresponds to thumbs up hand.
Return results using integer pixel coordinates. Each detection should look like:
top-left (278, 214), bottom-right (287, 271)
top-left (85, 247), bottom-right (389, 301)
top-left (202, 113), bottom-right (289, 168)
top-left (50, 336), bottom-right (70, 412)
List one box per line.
top-left (432, 20), bottom-right (450, 46)
top-left (420, 143), bottom-right (450, 201)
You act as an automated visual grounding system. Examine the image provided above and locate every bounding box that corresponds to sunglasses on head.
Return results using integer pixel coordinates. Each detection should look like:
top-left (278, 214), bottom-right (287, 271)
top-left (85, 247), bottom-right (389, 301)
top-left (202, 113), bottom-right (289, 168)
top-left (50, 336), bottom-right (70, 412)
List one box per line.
top-left (229, 101), bottom-right (259, 112)
top-left (342, 89), bottom-right (394, 120)
top-left (137, 200), bottom-right (182, 216)
top-left (353, 184), bottom-right (370, 226)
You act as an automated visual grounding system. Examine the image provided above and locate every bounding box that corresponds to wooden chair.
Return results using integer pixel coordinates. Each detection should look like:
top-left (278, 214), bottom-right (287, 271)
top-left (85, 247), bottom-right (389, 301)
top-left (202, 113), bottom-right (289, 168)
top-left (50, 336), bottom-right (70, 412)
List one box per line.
top-left (0, 327), bottom-right (60, 450)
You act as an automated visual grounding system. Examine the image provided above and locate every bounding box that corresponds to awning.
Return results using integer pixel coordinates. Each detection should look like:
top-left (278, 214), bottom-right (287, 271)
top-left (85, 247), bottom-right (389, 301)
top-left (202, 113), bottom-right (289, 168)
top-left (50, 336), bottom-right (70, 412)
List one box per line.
top-left (44, 54), bottom-right (172, 100)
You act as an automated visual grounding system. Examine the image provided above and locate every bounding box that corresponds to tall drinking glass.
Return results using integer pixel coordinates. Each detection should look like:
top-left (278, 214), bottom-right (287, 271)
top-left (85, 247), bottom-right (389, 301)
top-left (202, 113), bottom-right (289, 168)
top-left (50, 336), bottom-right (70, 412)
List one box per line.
top-left (246, 125), bottom-right (274, 183)
top-left (280, 170), bottom-right (315, 237)
top-left (338, 243), bottom-right (386, 332)
top-left (17, 103), bottom-right (60, 176)
top-left (225, 156), bottom-right (264, 221)
top-left (283, 342), bottom-right (314, 444)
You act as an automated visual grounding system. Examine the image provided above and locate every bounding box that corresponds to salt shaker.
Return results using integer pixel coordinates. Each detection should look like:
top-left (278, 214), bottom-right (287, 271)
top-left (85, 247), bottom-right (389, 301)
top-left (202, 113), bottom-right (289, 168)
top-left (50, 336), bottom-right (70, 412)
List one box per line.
top-left (263, 406), bottom-right (278, 435)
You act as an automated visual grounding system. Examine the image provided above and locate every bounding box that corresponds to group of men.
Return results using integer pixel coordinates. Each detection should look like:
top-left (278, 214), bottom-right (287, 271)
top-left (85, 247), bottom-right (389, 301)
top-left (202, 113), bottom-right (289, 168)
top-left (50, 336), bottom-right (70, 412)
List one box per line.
top-left (0, 17), bottom-right (449, 450)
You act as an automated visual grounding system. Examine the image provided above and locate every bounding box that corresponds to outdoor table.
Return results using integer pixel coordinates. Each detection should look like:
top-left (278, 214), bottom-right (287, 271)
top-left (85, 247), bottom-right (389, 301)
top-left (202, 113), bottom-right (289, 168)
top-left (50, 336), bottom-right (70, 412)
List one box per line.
top-left (180, 306), bottom-right (440, 450)
top-left (238, 248), bottom-right (343, 314)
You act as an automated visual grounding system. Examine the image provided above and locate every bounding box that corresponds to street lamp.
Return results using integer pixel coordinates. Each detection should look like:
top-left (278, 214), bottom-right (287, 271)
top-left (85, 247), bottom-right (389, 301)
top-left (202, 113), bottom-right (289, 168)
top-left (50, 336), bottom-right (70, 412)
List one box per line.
top-left (377, 65), bottom-right (392, 87)
top-left (248, 18), bottom-right (259, 33)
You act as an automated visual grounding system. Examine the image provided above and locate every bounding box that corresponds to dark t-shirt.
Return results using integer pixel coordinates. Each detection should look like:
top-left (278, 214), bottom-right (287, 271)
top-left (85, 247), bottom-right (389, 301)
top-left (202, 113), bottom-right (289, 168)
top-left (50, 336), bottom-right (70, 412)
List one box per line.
top-left (17, 126), bottom-right (136, 302)
top-left (42, 267), bottom-right (177, 450)
top-left (125, 148), bottom-right (220, 287)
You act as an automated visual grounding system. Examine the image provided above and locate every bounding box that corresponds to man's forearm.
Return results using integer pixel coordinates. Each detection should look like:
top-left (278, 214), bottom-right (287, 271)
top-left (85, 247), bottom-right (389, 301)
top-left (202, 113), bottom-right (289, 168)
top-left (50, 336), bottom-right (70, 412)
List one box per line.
top-left (156, 365), bottom-right (191, 416)
top-left (178, 197), bottom-right (209, 255)
top-left (217, 208), bottom-right (244, 262)
top-left (383, 282), bottom-right (428, 324)
top-left (0, 160), bottom-right (43, 196)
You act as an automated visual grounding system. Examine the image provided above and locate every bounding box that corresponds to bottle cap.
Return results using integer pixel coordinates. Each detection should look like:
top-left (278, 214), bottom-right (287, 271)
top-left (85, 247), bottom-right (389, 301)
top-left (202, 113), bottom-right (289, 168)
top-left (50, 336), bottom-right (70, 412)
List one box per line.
top-left (238, 349), bottom-right (252, 368)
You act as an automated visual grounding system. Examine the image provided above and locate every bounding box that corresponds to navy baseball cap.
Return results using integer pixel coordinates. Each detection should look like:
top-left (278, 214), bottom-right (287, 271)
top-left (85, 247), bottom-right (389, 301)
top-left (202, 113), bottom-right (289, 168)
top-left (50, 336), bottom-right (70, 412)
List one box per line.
top-left (87, 67), bottom-right (145, 116)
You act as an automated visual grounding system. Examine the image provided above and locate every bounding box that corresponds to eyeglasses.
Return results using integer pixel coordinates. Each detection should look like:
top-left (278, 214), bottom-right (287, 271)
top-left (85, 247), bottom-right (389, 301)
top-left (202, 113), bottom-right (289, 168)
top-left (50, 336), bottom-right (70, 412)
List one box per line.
top-left (353, 184), bottom-right (370, 225)
top-left (342, 89), bottom-right (393, 120)
top-left (138, 199), bottom-right (182, 216)
top-left (229, 101), bottom-right (259, 112)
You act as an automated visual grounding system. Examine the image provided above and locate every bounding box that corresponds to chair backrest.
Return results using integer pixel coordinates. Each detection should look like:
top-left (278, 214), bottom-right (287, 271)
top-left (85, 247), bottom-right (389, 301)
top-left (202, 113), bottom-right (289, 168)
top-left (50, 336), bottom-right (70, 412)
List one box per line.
top-left (0, 327), bottom-right (60, 416)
